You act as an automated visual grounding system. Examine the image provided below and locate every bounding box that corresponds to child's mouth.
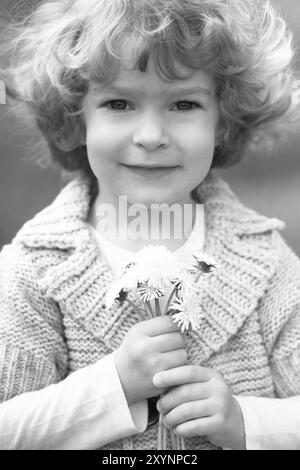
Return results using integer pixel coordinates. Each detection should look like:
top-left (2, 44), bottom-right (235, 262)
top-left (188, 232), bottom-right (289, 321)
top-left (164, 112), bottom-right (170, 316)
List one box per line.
top-left (121, 164), bottom-right (179, 177)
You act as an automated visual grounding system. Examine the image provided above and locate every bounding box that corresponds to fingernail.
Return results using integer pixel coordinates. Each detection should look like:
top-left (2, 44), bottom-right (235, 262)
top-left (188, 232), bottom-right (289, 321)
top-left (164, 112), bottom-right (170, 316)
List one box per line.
top-left (153, 374), bottom-right (162, 387)
top-left (156, 400), bottom-right (161, 412)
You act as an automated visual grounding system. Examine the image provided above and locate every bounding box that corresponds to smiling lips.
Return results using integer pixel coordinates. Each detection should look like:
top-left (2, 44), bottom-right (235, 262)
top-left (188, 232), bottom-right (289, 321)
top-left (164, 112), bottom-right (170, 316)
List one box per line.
top-left (123, 163), bottom-right (179, 169)
top-left (122, 164), bottom-right (179, 177)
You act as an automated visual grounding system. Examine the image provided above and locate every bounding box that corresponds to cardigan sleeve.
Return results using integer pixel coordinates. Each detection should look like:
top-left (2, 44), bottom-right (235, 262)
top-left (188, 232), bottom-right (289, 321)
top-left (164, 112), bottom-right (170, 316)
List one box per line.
top-left (0, 242), bottom-right (148, 449)
top-left (258, 232), bottom-right (300, 397)
top-left (0, 242), bottom-right (69, 403)
top-left (0, 351), bottom-right (147, 449)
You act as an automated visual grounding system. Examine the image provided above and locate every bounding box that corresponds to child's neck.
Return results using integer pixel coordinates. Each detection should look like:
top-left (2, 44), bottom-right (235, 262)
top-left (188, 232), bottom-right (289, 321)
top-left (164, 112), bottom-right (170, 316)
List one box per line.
top-left (87, 191), bottom-right (198, 253)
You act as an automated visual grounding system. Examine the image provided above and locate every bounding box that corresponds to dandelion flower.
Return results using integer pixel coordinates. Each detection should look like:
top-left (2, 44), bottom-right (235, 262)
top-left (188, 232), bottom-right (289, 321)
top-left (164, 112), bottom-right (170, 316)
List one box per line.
top-left (134, 245), bottom-right (184, 289)
top-left (192, 251), bottom-right (217, 274)
top-left (105, 279), bottom-right (130, 308)
top-left (168, 274), bottom-right (203, 332)
top-left (170, 295), bottom-right (203, 332)
top-left (104, 264), bottom-right (141, 309)
top-left (138, 284), bottom-right (165, 303)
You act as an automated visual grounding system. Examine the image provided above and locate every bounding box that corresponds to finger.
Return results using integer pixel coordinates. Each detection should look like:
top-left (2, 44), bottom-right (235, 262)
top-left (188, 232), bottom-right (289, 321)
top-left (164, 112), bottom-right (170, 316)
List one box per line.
top-left (141, 315), bottom-right (180, 336)
top-left (153, 331), bottom-right (186, 352)
top-left (158, 349), bottom-right (188, 376)
top-left (157, 383), bottom-right (211, 414)
top-left (153, 365), bottom-right (212, 388)
top-left (173, 416), bottom-right (218, 438)
top-left (164, 400), bottom-right (213, 429)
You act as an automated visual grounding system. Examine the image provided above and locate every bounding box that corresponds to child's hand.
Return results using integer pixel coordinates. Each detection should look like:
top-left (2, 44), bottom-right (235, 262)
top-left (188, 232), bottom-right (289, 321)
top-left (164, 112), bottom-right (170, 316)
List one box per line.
top-left (153, 365), bottom-right (246, 450)
top-left (115, 316), bottom-right (187, 406)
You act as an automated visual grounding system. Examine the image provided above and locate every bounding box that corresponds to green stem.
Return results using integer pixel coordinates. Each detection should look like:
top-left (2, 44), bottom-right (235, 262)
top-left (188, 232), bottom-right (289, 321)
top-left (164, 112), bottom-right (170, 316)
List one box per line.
top-left (154, 297), bottom-right (162, 316)
top-left (163, 423), bottom-right (167, 450)
top-left (145, 300), bottom-right (154, 318)
top-left (171, 429), bottom-right (177, 449)
top-left (157, 412), bottom-right (164, 450)
top-left (163, 284), bottom-right (178, 316)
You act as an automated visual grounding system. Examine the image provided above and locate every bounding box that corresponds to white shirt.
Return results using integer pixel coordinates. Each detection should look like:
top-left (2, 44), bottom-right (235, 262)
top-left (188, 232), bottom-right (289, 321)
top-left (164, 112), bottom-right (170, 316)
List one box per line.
top-left (1, 204), bottom-right (300, 449)
top-left (0, 352), bottom-right (146, 449)
top-left (91, 202), bottom-right (205, 276)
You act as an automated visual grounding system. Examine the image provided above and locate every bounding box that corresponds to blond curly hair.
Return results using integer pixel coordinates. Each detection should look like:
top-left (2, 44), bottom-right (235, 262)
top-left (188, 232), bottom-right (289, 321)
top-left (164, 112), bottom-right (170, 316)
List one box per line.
top-left (1, 0), bottom-right (299, 177)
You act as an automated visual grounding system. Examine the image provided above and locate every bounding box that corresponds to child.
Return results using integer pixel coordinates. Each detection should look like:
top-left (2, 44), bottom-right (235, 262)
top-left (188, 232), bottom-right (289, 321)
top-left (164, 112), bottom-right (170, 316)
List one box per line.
top-left (0, 0), bottom-right (300, 450)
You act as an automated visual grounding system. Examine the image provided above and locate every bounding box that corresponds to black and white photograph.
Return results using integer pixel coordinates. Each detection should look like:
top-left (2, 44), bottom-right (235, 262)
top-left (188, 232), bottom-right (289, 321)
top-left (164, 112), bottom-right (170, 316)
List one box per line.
top-left (0, 0), bottom-right (300, 453)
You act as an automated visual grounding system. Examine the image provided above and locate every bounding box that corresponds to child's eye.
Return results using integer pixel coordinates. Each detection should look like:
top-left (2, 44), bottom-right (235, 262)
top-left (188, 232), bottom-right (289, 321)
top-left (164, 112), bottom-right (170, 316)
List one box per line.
top-left (102, 99), bottom-right (130, 111)
top-left (173, 101), bottom-right (202, 112)
top-left (100, 99), bottom-right (202, 112)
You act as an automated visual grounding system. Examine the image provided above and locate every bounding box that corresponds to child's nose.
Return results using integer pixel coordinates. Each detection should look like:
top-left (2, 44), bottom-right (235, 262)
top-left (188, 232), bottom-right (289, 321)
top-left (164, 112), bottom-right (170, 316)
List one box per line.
top-left (132, 111), bottom-right (170, 150)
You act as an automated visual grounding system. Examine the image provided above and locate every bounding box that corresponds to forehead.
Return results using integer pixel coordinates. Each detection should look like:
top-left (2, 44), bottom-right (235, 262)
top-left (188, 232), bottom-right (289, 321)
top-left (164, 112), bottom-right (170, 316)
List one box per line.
top-left (89, 58), bottom-right (215, 97)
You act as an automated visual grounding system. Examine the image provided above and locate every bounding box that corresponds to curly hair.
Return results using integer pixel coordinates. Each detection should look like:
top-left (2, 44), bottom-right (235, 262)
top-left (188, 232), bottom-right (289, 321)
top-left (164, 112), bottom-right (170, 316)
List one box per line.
top-left (1, 0), bottom-right (299, 179)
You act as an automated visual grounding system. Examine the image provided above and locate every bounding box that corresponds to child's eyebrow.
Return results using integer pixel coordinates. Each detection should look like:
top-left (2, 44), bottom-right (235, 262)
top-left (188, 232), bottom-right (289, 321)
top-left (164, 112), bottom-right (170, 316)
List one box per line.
top-left (90, 83), bottom-right (212, 98)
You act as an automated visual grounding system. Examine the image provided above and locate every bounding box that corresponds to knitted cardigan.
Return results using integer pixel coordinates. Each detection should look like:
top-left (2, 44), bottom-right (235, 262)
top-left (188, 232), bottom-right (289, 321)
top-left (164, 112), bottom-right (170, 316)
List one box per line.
top-left (1, 171), bottom-right (300, 450)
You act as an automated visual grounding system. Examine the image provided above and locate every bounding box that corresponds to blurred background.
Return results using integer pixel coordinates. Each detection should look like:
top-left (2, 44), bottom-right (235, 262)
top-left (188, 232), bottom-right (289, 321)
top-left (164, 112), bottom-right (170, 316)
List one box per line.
top-left (0, 0), bottom-right (299, 254)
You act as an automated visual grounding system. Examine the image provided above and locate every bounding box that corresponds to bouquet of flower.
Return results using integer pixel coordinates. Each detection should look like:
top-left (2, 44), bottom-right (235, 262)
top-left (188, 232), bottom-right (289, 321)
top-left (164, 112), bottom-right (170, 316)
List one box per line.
top-left (105, 245), bottom-right (216, 450)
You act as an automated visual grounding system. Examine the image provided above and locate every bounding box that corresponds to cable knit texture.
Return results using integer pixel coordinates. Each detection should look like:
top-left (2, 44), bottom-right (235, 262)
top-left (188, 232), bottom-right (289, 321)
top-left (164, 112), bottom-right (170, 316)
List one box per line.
top-left (0, 171), bottom-right (300, 450)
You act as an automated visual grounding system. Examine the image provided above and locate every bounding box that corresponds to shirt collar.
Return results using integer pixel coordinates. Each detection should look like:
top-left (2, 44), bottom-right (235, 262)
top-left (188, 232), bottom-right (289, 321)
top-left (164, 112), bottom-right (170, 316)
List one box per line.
top-left (15, 171), bottom-right (284, 250)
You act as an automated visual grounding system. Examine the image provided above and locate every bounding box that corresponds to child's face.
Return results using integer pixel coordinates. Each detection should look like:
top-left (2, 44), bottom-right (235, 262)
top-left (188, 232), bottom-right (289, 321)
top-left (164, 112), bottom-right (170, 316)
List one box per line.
top-left (82, 58), bottom-right (219, 207)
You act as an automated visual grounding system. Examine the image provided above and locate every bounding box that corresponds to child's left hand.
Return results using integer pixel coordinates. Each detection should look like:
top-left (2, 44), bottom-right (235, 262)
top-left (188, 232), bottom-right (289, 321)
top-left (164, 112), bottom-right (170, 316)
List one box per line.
top-left (153, 365), bottom-right (246, 450)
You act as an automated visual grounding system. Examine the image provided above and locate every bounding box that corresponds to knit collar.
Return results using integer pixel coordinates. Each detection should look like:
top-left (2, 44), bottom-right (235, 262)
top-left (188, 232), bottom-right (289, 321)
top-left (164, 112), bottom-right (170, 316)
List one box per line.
top-left (16, 171), bottom-right (285, 361)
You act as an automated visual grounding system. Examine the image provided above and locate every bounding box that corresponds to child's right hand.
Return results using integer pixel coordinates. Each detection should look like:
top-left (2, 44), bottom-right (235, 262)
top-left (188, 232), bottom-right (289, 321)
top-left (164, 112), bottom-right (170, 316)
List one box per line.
top-left (114, 315), bottom-right (187, 405)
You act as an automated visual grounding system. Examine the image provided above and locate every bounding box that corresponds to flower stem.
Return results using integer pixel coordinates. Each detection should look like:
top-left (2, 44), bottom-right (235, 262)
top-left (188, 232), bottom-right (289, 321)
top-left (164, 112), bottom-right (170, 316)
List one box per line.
top-left (145, 300), bottom-right (154, 318)
top-left (171, 429), bottom-right (177, 449)
top-left (157, 412), bottom-right (164, 450)
top-left (163, 284), bottom-right (178, 315)
top-left (163, 422), bottom-right (167, 449)
top-left (154, 297), bottom-right (162, 316)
